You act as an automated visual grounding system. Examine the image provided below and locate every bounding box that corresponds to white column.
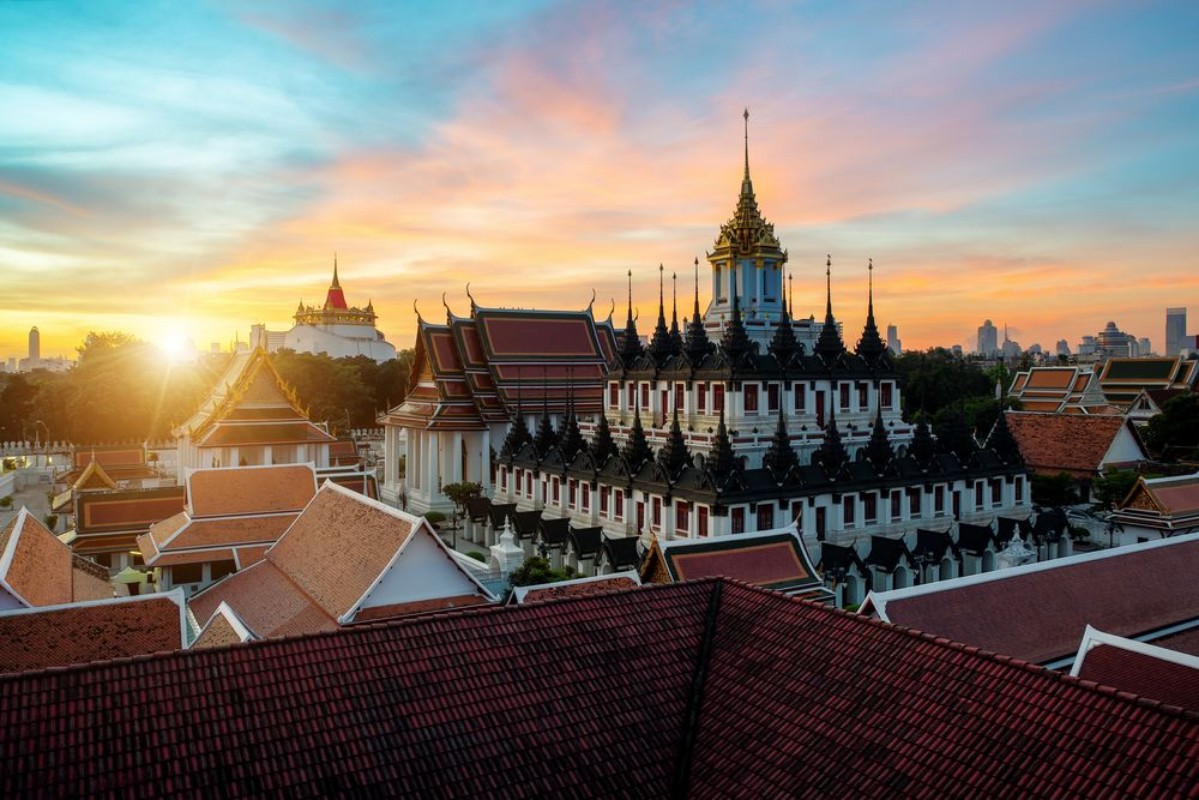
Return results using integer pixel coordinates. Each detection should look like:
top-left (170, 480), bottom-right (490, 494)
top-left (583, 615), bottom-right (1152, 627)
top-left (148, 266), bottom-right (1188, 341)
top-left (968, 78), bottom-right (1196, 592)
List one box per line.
top-left (451, 432), bottom-right (463, 486)
top-left (481, 429), bottom-right (492, 493)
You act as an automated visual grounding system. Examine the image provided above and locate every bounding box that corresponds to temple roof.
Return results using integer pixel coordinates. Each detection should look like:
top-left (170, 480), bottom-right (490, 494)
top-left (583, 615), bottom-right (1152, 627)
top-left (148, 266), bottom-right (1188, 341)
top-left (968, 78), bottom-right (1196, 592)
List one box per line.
top-left (863, 531), bottom-right (1199, 666)
top-left (0, 509), bottom-right (112, 608)
top-left (4, 579), bottom-right (1198, 796)
top-left (1004, 411), bottom-right (1144, 477)
top-left (1071, 626), bottom-right (1199, 711)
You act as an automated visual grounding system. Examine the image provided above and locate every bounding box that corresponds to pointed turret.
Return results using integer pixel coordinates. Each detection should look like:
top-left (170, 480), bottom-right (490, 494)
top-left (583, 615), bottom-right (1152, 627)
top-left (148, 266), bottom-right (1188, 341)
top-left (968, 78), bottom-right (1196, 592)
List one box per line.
top-left (620, 270), bottom-right (644, 366)
top-left (762, 405), bottom-right (798, 480)
top-left (685, 257), bottom-right (714, 365)
top-left (324, 254), bottom-right (348, 310)
top-left (656, 408), bottom-right (691, 478)
top-left (720, 267), bottom-right (752, 365)
top-left (622, 405), bottom-right (652, 469)
top-left (813, 410), bottom-right (848, 475)
top-left (589, 412), bottom-right (618, 465)
top-left (814, 255), bottom-right (845, 364)
top-left (986, 410), bottom-right (1023, 465)
top-left (500, 407), bottom-right (531, 460)
top-left (649, 264), bottom-right (673, 364)
top-left (533, 387), bottom-right (557, 457)
top-left (856, 259), bottom-right (887, 364)
top-left (708, 406), bottom-right (739, 479)
top-left (668, 271), bottom-right (684, 356)
top-left (558, 402), bottom-right (584, 463)
top-left (768, 264), bottom-right (799, 366)
top-left (864, 408), bottom-right (894, 474)
top-left (909, 413), bottom-right (936, 469)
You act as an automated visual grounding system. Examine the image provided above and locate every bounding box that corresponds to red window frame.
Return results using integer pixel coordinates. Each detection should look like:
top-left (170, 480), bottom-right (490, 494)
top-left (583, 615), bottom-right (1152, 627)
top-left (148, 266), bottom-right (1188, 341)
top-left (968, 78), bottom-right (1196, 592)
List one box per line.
top-left (640, 383), bottom-right (650, 410)
top-left (698, 383), bottom-right (708, 413)
top-left (864, 492), bottom-right (877, 522)
top-left (652, 496), bottom-right (661, 527)
top-left (843, 495), bottom-right (856, 526)
top-left (609, 383), bottom-right (619, 408)
top-left (714, 384), bottom-right (725, 413)
top-left (744, 384), bottom-right (759, 413)
top-left (731, 507), bottom-right (745, 534)
top-left (676, 502), bottom-right (690, 535)
top-left (756, 503), bottom-right (773, 531)
top-left (675, 382), bottom-right (686, 411)
top-left (600, 487), bottom-right (609, 514)
top-left (891, 491), bottom-right (902, 521)
top-left (881, 382), bottom-right (893, 409)
top-left (552, 478), bottom-right (560, 504)
top-left (697, 506), bottom-right (709, 537)
top-left (793, 388), bottom-right (805, 412)
top-left (767, 384), bottom-right (780, 412)
top-left (615, 490), bottom-right (624, 520)
top-left (839, 383), bottom-right (850, 411)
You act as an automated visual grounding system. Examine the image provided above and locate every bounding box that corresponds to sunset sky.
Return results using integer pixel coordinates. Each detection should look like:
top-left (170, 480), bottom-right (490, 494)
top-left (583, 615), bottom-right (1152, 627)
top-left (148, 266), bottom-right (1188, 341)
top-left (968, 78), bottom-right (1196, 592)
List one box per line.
top-left (3, 0), bottom-right (1197, 361)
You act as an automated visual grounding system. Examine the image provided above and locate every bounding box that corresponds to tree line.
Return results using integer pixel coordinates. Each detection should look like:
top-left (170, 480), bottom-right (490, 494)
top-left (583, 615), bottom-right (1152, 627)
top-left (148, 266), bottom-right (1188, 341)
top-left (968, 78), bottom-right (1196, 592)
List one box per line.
top-left (0, 332), bottom-right (414, 445)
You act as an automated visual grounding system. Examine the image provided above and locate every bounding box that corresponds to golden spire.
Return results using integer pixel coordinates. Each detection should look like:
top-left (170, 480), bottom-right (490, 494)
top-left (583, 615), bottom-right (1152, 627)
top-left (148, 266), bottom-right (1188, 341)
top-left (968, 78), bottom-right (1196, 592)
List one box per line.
top-left (743, 107), bottom-right (751, 183)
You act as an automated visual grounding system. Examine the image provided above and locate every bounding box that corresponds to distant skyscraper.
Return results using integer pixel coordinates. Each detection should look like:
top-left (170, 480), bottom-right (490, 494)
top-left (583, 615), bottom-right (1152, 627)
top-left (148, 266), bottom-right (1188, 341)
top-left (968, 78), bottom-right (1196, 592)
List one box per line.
top-left (1094, 321), bottom-right (1136, 359)
top-left (1137, 337), bottom-right (1152, 357)
top-left (977, 319), bottom-right (998, 356)
top-left (28, 326), bottom-right (40, 361)
top-left (1166, 307), bottom-right (1186, 356)
top-left (1056, 339), bottom-right (1070, 357)
top-left (886, 324), bottom-right (902, 355)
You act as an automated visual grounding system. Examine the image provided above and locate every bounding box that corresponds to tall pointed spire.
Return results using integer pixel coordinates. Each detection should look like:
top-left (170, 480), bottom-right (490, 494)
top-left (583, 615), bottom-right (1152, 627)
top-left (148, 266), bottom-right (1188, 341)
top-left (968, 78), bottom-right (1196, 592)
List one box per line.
top-left (324, 253), bottom-right (348, 310)
top-left (620, 269), bottom-right (644, 366)
top-left (558, 383), bottom-right (584, 463)
top-left (814, 255), bottom-right (845, 364)
top-left (813, 409), bottom-right (848, 475)
top-left (332, 253), bottom-right (340, 288)
top-left (864, 408), bottom-right (894, 474)
top-left (720, 265), bottom-right (752, 365)
top-left (909, 412), bottom-right (936, 469)
top-left (936, 408), bottom-right (977, 465)
top-left (656, 407), bottom-right (691, 478)
top-left (762, 404), bottom-right (798, 480)
top-left (986, 409), bottom-right (1022, 465)
top-left (668, 271), bottom-right (683, 356)
top-left (742, 107), bottom-right (751, 186)
top-left (588, 411), bottom-right (617, 465)
top-left (501, 380), bottom-right (530, 460)
top-left (533, 369), bottom-right (557, 457)
top-left (856, 258), bottom-right (887, 364)
top-left (622, 405), bottom-right (652, 469)
top-left (685, 257), bottom-right (714, 365)
top-left (769, 260), bottom-right (799, 366)
top-left (708, 406), bottom-right (738, 479)
top-left (650, 264), bottom-right (673, 363)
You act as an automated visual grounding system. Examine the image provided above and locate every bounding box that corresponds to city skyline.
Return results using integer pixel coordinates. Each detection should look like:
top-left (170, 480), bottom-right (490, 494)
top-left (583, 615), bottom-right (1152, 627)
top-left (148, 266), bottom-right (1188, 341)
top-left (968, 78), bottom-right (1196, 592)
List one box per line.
top-left (3, 1), bottom-right (1198, 358)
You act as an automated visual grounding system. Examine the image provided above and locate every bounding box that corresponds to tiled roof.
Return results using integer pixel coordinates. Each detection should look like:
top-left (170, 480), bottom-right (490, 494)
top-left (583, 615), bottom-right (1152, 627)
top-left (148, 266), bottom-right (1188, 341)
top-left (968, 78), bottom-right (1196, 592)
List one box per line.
top-left (189, 561), bottom-right (336, 639)
top-left (1072, 627), bottom-right (1199, 712)
top-left (75, 487), bottom-right (187, 536)
top-left (2, 580), bottom-right (1197, 797)
top-left (0, 592), bottom-right (185, 673)
top-left (1004, 411), bottom-right (1137, 476)
top-left (511, 571), bottom-right (642, 604)
top-left (863, 533), bottom-right (1199, 666)
top-left (642, 524), bottom-right (826, 597)
top-left (0, 509), bottom-right (77, 607)
top-left (187, 464), bottom-right (316, 518)
top-left (139, 515), bottom-right (295, 565)
top-left (192, 602), bottom-right (257, 649)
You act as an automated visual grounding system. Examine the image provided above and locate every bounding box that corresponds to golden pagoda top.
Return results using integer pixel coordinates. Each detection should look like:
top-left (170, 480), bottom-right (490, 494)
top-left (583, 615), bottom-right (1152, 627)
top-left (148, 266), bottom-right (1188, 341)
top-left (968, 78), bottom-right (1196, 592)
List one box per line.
top-left (711, 109), bottom-right (785, 259)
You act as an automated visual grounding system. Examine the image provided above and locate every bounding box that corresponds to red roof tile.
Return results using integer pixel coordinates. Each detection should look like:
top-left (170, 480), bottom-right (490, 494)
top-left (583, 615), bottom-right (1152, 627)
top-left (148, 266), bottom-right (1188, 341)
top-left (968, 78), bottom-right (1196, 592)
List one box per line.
top-left (1005, 411), bottom-right (1140, 476)
top-left (865, 534), bottom-right (1199, 665)
top-left (1073, 629), bottom-right (1199, 711)
top-left (187, 464), bottom-right (316, 518)
top-left (1, 580), bottom-right (1196, 797)
top-left (189, 561), bottom-right (336, 638)
top-left (0, 593), bottom-right (184, 673)
top-left (0, 510), bottom-right (74, 607)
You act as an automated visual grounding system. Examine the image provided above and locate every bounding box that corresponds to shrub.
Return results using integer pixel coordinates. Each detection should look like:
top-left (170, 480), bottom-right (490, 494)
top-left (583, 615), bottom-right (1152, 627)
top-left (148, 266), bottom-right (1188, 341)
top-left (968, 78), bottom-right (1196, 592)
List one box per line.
top-left (0, 496), bottom-right (12, 509)
top-left (425, 511), bottom-right (447, 525)
top-left (466, 550), bottom-right (487, 563)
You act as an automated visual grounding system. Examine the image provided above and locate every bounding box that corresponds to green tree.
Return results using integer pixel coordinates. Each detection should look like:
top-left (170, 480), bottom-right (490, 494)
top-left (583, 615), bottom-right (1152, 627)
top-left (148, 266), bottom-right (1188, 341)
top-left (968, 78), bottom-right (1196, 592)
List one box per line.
top-left (1091, 470), bottom-right (1139, 510)
top-left (508, 556), bottom-right (575, 588)
top-left (1143, 394), bottom-right (1199, 461)
top-left (1030, 472), bottom-right (1079, 507)
top-left (894, 349), bottom-right (993, 419)
top-left (270, 350), bottom-right (372, 434)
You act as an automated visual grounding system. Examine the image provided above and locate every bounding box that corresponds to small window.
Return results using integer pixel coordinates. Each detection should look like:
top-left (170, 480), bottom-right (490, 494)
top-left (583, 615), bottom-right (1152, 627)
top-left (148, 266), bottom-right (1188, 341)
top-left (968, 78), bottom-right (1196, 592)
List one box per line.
top-left (756, 504), bottom-right (774, 530)
top-left (731, 507), bottom-right (745, 534)
top-left (210, 560), bottom-right (237, 582)
top-left (744, 385), bottom-right (759, 413)
top-left (975, 482), bottom-right (984, 509)
top-left (864, 493), bottom-right (877, 522)
top-left (767, 384), bottom-right (780, 412)
top-left (615, 490), bottom-right (624, 520)
top-left (581, 483), bottom-right (590, 511)
top-left (652, 496), bottom-right (662, 527)
top-left (676, 503), bottom-right (690, 535)
top-left (609, 383), bottom-right (619, 408)
top-left (698, 506), bottom-right (709, 537)
top-left (991, 479), bottom-right (1002, 505)
top-left (171, 563), bottom-right (203, 585)
top-left (793, 388), bottom-right (805, 412)
top-left (714, 384), bottom-right (726, 413)
top-left (627, 383), bottom-right (636, 409)
top-left (839, 383), bottom-right (850, 411)
top-left (641, 383), bottom-right (650, 410)
top-left (909, 488), bottom-right (922, 516)
top-left (881, 382), bottom-right (894, 409)
top-left (843, 495), bottom-right (856, 526)
top-left (600, 487), bottom-right (609, 514)
top-left (1015, 477), bottom-right (1024, 503)
top-left (857, 382), bottom-right (868, 410)
top-left (697, 383), bottom-right (708, 413)
top-left (890, 491), bottom-right (902, 521)
top-left (675, 383), bottom-right (686, 411)
top-left (935, 485), bottom-right (945, 514)
top-left (553, 478), bottom-right (560, 503)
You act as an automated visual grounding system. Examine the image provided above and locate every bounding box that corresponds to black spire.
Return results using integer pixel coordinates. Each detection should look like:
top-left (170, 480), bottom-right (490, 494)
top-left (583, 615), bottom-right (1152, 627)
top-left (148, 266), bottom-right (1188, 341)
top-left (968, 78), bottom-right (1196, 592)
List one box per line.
top-left (909, 413), bottom-right (936, 469)
top-left (649, 264), bottom-right (673, 364)
top-left (936, 409), bottom-right (976, 465)
top-left (856, 258), bottom-right (887, 364)
top-left (768, 262), bottom-right (799, 366)
top-left (533, 372), bottom-right (557, 457)
top-left (708, 406), bottom-right (738, 478)
top-left (720, 265), bottom-right (752, 365)
top-left (620, 269), bottom-right (644, 366)
top-left (986, 409), bottom-right (1022, 465)
top-left (814, 255), bottom-right (846, 364)
top-left (685, 257), bottom-right (714, 365)
top-left (668, 271), bottom-right (684, 356)
top-left (558, 394), bottom-right (584, 463)
top-left (589, 411), bottom-right (618, 465)
top-left (622, 405), bottom-right (652, 469)
top-left (813, 409), bottom-right (848, 475)
top-left (864, 408), bottom-right (894, 474)
top-left (500, 407), bottom-right (530, 460)
top-left (762, 404), bottom-right (798, 480)
top-left (656, 407), bottom-right (691, 478)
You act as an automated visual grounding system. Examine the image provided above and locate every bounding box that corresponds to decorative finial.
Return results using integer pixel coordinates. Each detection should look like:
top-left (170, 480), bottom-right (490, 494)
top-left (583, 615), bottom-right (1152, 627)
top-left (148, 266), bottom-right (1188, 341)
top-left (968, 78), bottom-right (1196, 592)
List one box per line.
top-left (442, 291), bottom-right (452, 320)
top-left (587, 288), bottom-right (596, 313)
top-left (465, 282), bottom-right (477, 311)
top-left (332, 253), bottom-right (341, 288)
top-left (412, 299), bottom-right (422, 321)
top-left (743, 107), bottom-right (751, 181)
top-left (788, 273), bottom-right (794, 317)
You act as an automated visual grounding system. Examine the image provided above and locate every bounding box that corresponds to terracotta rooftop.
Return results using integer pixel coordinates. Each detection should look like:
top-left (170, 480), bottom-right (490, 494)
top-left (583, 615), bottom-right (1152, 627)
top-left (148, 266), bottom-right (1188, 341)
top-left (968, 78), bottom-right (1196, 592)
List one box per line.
top-left (1, 509), bottom-right (110, 607)
top-left (189, 482), bottom-right (493, 635)
top-left (1004, 411), bottom-right (1139, 476)
top-left (510, 571), bottom-right (642, 604)
top-left (192, 602), bottom-right (257, 649)
top-left (0, 592), bottom-right (185, 674)
top-left (1072, 627), bottom-right (1199, 712)
top-left (2, 579), bottom-right (1197, 797)
top-left (186, 464), bottom-right (316, 518)
top-left (862, 532), bottom-right (1199, 666)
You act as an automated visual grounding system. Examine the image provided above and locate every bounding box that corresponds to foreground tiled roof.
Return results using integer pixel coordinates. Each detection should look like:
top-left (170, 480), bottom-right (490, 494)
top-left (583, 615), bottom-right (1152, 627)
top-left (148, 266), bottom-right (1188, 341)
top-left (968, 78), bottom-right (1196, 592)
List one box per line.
top-left (510, 571), bottom-right (642, 604)
top-left (0, 509), bottom-right (111, 607)
top-left (1004, 411), bottom-right (1138, 476)
top-left (863, 533), bottom-right (1199, 666)
top-left (1072, 627), bottom-right (1199, 712)
top-left (2, 579), bottom-right (1197, 797)
top-left (0, 592), bottom-right (185, 674)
